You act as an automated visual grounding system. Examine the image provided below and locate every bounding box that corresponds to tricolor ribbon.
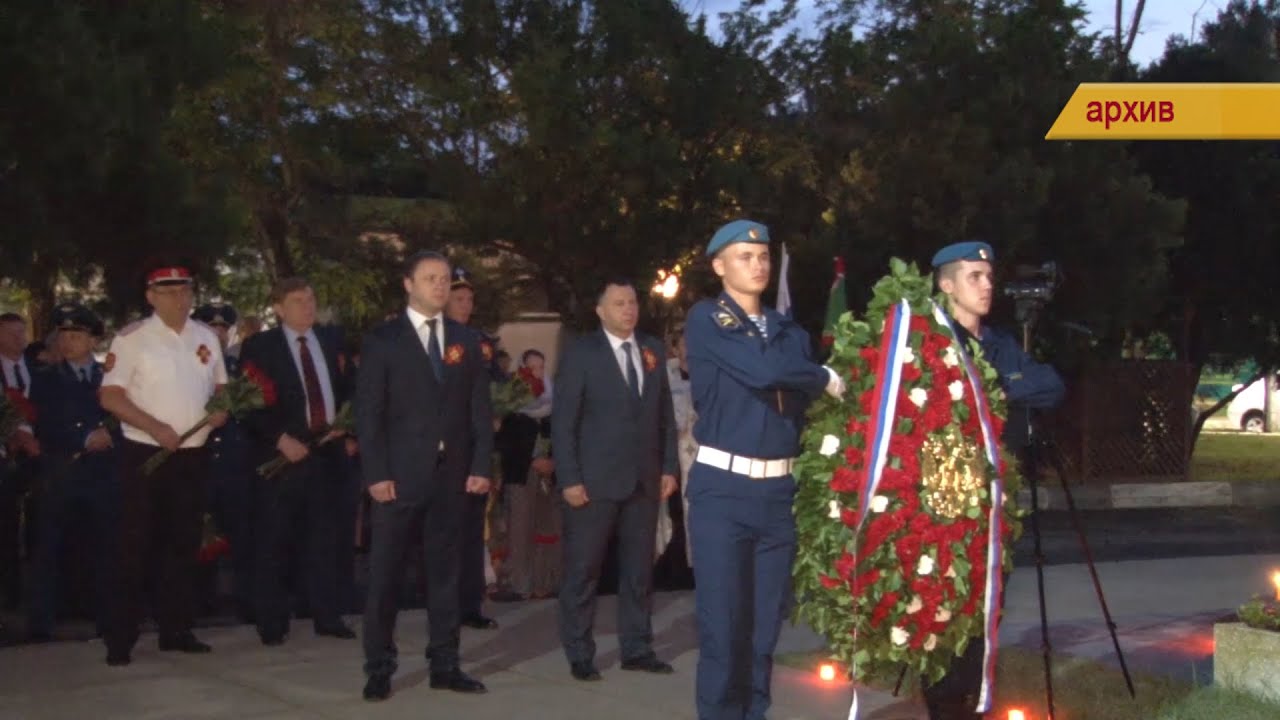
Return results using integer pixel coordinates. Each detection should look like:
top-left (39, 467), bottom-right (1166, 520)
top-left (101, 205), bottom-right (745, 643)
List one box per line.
top-left (931, 300), bottom-right (1005, 713)
top-left (848, 299), bottom-right (912, 720)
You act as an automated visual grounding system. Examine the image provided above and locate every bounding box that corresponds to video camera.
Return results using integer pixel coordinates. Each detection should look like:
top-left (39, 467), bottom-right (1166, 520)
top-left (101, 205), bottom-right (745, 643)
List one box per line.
top-left (1003, 261), bottom-right (1059, 303)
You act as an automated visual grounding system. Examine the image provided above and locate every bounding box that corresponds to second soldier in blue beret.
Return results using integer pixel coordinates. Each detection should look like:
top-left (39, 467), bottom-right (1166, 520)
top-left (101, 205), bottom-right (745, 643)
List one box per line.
top-left (684, 219), bottom-right (846, 720)
top-left (925, 241), bottom-right (1064, 720)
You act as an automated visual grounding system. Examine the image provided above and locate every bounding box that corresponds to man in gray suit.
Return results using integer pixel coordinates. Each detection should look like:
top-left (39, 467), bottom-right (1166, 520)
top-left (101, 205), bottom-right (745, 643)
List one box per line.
top-left (552, 277), bottom-right (680, 682)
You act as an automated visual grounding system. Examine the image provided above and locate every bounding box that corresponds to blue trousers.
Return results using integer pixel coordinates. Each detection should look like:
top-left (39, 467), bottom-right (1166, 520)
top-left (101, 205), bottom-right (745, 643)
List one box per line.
top-left (687, 464), bottom-right (797, 720)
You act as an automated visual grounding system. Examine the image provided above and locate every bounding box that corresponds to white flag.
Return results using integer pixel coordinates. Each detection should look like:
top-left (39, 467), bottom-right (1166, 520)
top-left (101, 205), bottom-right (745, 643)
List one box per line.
top-left (777, 242), bottom-right (792, 316)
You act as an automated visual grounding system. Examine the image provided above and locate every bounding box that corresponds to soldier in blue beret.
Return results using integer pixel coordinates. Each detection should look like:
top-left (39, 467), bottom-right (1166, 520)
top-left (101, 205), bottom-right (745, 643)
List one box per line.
top-left (927, 241), bottom-right (1064, 720)
top-left (684, 219), bottom-right (846, 720)
top-left (192, 301), bottom-right (255, 621)
top-left (26, 303), bottom-right (120, 642)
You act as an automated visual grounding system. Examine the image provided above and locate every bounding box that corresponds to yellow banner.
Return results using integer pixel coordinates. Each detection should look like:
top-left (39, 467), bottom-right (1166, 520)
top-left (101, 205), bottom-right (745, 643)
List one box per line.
top-left (1044, 83), bottom-right (1280, 140)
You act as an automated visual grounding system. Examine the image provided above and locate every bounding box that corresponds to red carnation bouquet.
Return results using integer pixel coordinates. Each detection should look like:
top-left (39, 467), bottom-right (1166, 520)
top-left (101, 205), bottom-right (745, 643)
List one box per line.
top-left (792, 259), bottom-right (1024, 687)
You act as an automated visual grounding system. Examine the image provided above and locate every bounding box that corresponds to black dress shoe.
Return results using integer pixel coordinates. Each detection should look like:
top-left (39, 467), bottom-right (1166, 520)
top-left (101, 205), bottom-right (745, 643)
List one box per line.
top-left (460, 614), bottom-right (498, 630)
top-left (429, 668), bottom-right (487, 693)
top-left (158, 633), bottom-right (212, 654)
top-left (570, 661), bottom-right (602, 681)
top-left (620, 654), bottom-right (674, 674)
top-left (363, 673), bottom-right (391, 701)
top-left (315, 622), bottom-right (356, 639)
top-left (106, 649), bottom-right (132, 667)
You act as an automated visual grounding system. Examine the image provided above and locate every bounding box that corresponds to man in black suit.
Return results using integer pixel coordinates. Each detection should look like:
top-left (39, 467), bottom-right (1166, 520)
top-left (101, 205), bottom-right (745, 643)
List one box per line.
top-left (238, 277), bottom-right (356, 645)
top-left (356, 250), bottom-right (493, 701)
top-left (552, 277), bottom-right (680, 682)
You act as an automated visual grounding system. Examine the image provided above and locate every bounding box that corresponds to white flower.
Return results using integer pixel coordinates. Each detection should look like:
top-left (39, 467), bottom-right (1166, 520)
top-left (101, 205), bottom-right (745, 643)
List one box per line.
top-left (945, 565), bottom-right (957, 579)
top-left (871, 495), bottom-right (889, 513)
top-left (828, 500), bottom-right (841, 519)
top-left (943, 346), bottom-right (960, 368)
top-left (819, 434), bottom-right (840, 457)
top-left (891, 627), bottom-right (910, 646)
top-left (948, 380), bottom-right (965, 402)
top-left (906, 595), bottom-right (924, 614)
top-left (909, 387), bottom-right (928, 408)
top-left (970, 495), bottom-right (980, 506)
top-left (935, 607), bottom-right (952, 623)
top-left (901, 346), bottom-right (916, 365)
top-left (917, 555), bottom-right (935, 576)
top-left (924, 634), bottom-right (938, 651)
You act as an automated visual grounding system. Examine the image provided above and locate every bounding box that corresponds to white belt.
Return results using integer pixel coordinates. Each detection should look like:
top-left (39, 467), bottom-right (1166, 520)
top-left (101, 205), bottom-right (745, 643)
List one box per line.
top-left (695, 445), bottom-right (795, 479)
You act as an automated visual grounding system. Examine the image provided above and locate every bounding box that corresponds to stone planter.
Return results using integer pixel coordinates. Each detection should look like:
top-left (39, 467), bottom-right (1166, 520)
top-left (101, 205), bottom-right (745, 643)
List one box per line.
top-left (1214, 622), bottom-right (1280, 704)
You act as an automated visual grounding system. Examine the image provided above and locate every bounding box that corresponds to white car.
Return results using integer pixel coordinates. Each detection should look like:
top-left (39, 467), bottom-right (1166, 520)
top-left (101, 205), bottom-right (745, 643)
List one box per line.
top-left (1227, 375), bottom-right (1279, 432)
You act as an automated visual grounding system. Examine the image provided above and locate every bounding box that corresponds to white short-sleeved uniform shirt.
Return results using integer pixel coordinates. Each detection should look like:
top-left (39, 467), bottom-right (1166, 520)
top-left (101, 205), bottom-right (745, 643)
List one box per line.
top-left (102, 314), bottom-right (228, 448)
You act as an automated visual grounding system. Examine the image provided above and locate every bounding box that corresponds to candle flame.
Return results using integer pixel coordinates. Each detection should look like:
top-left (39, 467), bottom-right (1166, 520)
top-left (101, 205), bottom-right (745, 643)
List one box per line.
top-left (1008, 710), bottom-right (1027, 720)
top-left (1272, 570), bottom-right (1280, 601)
top-left (818, 663), bottom-right (837, 682)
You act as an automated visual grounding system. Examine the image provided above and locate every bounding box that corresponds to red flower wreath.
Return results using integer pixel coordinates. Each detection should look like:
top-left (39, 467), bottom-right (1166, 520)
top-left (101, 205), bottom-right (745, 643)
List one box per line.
top-left (792, 260), bottom-right (1024, 685)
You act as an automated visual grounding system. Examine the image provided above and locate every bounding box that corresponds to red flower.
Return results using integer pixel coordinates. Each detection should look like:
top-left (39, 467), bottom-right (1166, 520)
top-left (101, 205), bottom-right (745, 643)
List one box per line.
top-left (835, 551), bottom-right (857, 580)
top-left (517, 367), bottom-right (546, 398)
top-left (859, 347), bottom-right (879, 367)
top-left (444, 343), bottom-right (465, 366)
top-left (843, 444), bottom-right (865, 470)
top-left (910, 315), bottom-right (931, 333)
top-left (830, 465), bottom-right (862, 494)
top-left (820, 575), bottom-right (843, 589)
top-left (901, 362), bottom-right (923, 383)
top-left (642, 347), bottom-right (659, 373)
top-left (241, 362), bottom-right (277, 406)
top-left (6, 388), bottom-right (36, 424)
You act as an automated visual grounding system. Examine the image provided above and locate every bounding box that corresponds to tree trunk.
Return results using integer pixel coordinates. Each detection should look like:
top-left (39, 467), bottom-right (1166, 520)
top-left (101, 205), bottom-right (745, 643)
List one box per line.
top-left (25, 254), bottom-right (59, 341)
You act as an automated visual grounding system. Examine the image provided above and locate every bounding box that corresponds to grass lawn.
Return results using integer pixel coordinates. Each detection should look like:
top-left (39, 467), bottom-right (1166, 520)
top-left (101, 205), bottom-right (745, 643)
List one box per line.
top-left (1191, 432), bottom-right (1280, 482)
top-left (777, 646), bottom-right (1280, 719)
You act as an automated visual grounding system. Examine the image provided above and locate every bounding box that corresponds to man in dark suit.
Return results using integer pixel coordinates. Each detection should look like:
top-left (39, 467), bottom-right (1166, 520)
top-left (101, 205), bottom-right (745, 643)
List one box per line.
top-left (551, 277), bottom-right (679, 682)
top-left (239, 277), bottom-right (356, 645)
top-left (356, 250), bottom-right (493, 701)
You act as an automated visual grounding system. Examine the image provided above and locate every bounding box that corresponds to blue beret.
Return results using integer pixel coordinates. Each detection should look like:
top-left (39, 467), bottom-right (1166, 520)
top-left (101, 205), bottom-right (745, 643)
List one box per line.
top-left (52, 303), bottom-right (103, 335)
top-left (931, 241), bottom-right (995, 268)
top-left (706, 219), bottom-right (769, 257)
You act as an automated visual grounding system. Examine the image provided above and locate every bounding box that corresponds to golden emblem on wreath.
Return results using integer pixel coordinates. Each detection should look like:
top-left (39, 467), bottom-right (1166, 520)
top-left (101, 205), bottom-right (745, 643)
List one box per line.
top-left (919, 429), bottom-right (987, 519)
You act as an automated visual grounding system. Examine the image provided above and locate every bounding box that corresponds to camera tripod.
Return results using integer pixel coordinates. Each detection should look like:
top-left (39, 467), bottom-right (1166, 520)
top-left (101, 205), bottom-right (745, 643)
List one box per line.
top-left (1016, 305), bottom-right (1135, 720)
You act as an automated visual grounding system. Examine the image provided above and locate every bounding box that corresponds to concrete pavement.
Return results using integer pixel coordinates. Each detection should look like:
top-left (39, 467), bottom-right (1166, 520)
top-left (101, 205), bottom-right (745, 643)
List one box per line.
top-left (3, 553), bottom-right (1277, 719)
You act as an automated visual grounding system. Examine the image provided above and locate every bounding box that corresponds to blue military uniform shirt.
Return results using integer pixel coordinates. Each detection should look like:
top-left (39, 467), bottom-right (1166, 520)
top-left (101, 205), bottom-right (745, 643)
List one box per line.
top-left (684, 292), bottom-right (829, 460)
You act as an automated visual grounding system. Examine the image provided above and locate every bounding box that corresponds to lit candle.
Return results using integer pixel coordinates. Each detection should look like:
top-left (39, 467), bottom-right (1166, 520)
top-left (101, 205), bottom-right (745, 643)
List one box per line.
top-left (1008, 710), bottom-right (1027, 720)
top-left (1272, 570), bottom-right (1280, 602)
top-left (819, 663), bottom-right (837, 682)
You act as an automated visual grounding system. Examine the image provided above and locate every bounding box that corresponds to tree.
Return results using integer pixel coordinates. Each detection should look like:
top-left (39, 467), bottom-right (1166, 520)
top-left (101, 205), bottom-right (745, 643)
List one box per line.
top-left (1132, 0), bottom-right (1280, 445)
top-left (0, 1), bottom-right (237, 326)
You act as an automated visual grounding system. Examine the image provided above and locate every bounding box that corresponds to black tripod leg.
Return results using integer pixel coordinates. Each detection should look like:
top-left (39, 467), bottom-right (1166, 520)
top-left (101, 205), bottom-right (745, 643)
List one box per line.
top-left (1027, 474), bottom-right (1057, 720)
top-left (1050, 447), bottom-right (1137, 698)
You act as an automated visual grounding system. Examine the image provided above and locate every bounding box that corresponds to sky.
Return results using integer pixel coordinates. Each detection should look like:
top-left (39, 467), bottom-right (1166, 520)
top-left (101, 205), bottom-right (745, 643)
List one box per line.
top-left (688, 0), bottom-right (1222, 66)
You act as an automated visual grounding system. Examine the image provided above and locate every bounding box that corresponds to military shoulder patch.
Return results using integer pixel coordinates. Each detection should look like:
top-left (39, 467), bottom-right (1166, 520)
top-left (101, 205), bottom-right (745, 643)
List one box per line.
top-left (712, 310), bottom-right (740, 329)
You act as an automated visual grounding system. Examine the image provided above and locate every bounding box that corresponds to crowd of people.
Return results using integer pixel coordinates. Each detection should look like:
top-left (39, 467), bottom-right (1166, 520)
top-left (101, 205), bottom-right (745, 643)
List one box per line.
top-left (0, 222), bottom-right (1062, 720)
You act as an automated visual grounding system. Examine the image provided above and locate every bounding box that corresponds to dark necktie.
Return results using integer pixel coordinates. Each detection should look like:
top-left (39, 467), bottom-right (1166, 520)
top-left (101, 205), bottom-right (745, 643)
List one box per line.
top-left (13, 363), bottom-right (25, 392)
top-left (79, 367), bottom-right (90, 385)
top-left (297, 335), bottom-right (327, 431)
top-left (426, 318), bottom-right (443, 381)
top-left (622, 341), bottom-right (640, 400)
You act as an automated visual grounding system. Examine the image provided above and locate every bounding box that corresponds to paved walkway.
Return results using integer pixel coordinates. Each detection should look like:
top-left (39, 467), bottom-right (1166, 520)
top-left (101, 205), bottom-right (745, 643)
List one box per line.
top-left (1, 554), bottom-right (1275, 719)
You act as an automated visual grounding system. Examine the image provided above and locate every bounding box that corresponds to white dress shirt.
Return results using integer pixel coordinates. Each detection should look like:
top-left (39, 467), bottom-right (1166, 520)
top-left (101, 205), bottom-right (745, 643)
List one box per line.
top-left (604, 329), bottom-right (643, 396)
top-left (101, 315), bottom-right (228, 448)
top-left (282, 325), bottom-right (336, 424)
top-left (405, 306), bottom-right (446, 358)
top-left (0, 355), bottom-right (30, 397)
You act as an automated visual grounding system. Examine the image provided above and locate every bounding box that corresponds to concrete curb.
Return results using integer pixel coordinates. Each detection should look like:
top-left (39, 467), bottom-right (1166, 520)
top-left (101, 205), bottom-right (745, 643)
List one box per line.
top-left (1016, 479), bottom-right (1280, 510)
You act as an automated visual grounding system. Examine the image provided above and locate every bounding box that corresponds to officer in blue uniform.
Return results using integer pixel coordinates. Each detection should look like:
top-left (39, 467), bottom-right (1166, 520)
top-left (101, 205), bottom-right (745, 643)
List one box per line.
top-left (192, 302), bottom-right (254, 621)
top-left (927, 241), bottom-right (1064, 720)
top-left (26, 303), bottom-right (120, 642)
top-left (684, 220), bottom-right (845, 720)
